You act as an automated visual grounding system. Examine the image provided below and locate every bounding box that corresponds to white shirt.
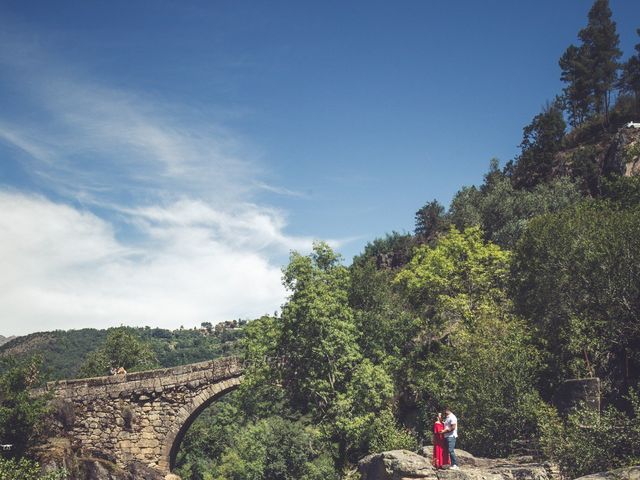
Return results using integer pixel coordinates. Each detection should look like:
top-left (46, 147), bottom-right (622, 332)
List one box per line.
top-left (444, 413), bottom-right (458, 438)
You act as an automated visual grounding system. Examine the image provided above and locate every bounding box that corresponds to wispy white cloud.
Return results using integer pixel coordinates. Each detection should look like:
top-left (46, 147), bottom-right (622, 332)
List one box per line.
top-left (0, 192), bottom-right (287, 335)
top-left (0, 30), bottom-right (338, 336)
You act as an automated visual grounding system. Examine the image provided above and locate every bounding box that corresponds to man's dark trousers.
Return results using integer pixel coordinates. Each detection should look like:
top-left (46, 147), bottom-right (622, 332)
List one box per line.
top-left (446, 436), bottom-right (458, 466)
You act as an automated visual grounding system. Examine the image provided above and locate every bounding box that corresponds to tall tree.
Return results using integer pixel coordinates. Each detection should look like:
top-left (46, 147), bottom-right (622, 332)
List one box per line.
top-left (79, 327), bottom-right (157, 377)
top-left (619, 29), bottom-right (640, 114)
top-left (414, 200), bottom-right (449, 243)
top-left (560, 0), bottom-right (621, 125)
top-left (278, 242), bottom-right (361, 416)
top-left (578, 0), bottom-right (621, 121)
top-left (559, 44), bottom-right (592, 126)
top-left (0, 356), bottom-right (50, 458)
top-left (513, 102), bottom-right (566, 188)
top-left (394, 228), bottom-right (547, 456)
top-left (512, 202), bottom-right (640, 400)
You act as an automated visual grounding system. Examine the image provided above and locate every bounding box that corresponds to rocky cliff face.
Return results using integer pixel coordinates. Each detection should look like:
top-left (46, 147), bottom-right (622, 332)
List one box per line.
top-left (358, 448), bottom-right (558, 480)
top-left (35, 438), bottom-right (181, 480)
top-left (555, 124), bottom-right (640, 179)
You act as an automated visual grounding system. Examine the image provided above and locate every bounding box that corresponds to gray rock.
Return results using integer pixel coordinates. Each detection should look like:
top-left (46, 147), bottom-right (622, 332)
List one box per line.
top-left (359, 449), bottom-right (437, 479)
top-left (574, 466), bottom-right (640, 480)
top-left (420, 446), bottom-right (496, 467)
top-left (360, 448), bottom-right (554, 480)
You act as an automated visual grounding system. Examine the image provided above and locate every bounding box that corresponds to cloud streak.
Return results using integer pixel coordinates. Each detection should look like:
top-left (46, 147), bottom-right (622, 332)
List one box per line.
top-left (0, 192), bottom-right (288, 335)
top-left (0, 30), bottom-right (327, 336)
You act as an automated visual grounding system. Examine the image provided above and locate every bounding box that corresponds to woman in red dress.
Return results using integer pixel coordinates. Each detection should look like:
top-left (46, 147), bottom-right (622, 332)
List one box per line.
top-left (432, 413), bottom-right (450, 469)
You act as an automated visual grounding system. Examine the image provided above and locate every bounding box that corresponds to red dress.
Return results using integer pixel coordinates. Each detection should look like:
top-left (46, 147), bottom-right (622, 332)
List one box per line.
top-left (432, 421), bottom-right (450, 468)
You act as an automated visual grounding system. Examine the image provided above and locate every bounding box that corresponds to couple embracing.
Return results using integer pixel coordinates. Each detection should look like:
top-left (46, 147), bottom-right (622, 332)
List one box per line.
top-left (432, 408), bottom-right (459, 470)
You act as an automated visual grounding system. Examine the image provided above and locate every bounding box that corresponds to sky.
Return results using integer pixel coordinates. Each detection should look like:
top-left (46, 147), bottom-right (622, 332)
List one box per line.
top-left (1, 1), bottom-right (639, 336)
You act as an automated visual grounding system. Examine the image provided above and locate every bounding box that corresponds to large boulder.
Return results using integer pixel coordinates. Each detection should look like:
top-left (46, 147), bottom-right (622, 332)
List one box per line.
top-left (359, 449), bottom-right (437, 479)
top-left (419, 446), bottom-right (496, 468)
top-left (574, 466), bottom-right (640, 480)
top-left (359, 448), bottom-right (554, 480)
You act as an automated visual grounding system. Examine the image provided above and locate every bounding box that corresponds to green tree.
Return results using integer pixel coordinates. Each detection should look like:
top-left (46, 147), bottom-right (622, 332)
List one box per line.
top-left (619, 29), bottom-right (640, 114)
top-left (395, 226), bottom-right (511, 330)
top-left (540, 390), bottom-right (640, 478)
top-left (79, 327), bottom-right (157, 377)
top-left (579, 0), bottom-right (621, 121)
top-left (414, 200), bottom-right (450, 244)
top-left (449, 168), bottom-right (582, 248)
top-left (278, 242), bottom-right (361, 417)
top-left (512, 102), bottom-right (566, 189)
top-left (0, 458), bottom-right (67, 480)
top-left (395, 227), bottom-right (547, 456)
top-left (349, 253), bottom-right (418, 369)
top-left (512, 201), bottom-right (640, 399)
top-left (174, 395), bottom-right (243, 480)
top-left (559, 44), bottom-right (593, 126)
top-left (236, 243), bottom-right (410, 472)
top-left (214, 417), bottom-right (338, 480)
top-left (0, 356), bottom-right (50, 458)
top-left (353, 232), bottom-right (416, 270)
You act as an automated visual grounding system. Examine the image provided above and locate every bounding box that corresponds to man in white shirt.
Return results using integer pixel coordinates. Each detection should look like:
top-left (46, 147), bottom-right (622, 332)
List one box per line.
top-left (442, 408), bottom-right (459, 469)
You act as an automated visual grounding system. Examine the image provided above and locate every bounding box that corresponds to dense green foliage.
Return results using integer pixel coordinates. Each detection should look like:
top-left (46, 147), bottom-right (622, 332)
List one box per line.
top-left (559, 0), bottom-right (621, 125)
top-left (0, 458), bottom-right (66, 480)
top-left (213, 417), bottom-right (337, 480)
top-left (79, 327), bottom-right (158, 377)
top-left (0, 356), bottom-right (50, 458)
top-left (512, 202), bottom-right (640, 400)
top-left (540, 390), bottom-right (640, 478)
top-left (449, 166), bottom-right (582, 248)
top-left (394, 228), bottom-right (548, 456)
top-left (0, 325), bottom-right (245, 380)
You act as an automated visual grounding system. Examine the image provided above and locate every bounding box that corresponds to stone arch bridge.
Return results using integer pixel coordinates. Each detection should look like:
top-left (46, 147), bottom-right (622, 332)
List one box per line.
top-left (44, 356), bottom-right (243, 475)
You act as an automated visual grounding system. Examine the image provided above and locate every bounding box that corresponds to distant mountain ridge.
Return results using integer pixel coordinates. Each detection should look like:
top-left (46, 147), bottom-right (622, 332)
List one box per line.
top-left (0, 325), bottom-right (245, 381)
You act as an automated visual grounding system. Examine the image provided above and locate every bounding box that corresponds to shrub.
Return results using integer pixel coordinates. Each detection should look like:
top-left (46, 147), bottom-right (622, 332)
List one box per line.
top-left (541, 390), bottom-right (640, 478)
top-left (0, 458), bottom-right (67, 480)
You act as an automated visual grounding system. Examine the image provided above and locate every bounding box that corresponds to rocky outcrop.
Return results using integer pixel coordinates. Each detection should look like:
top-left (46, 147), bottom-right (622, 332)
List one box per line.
top-left (359, 450), bottom-right (435, 479)
top-left (555, 123), bottom-right (640, 180)
top-left (575, 466), bottom-right (640, 480)
top-left (358, 448), bottom-right (557, 480)
top-left (36, 437), bottom-right (178, 480)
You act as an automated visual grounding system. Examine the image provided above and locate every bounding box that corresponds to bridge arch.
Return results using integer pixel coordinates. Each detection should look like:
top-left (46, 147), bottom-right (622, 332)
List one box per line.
top-left (162, 376), bottom-right (241, 472)
top-left (46, 356), bottom-right (243, 476)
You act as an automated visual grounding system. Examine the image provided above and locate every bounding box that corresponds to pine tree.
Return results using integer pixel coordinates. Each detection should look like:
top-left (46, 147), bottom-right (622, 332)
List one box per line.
top-left (619, 29), bottom-right (640, 115)
top-left (513, 102), bottom-right (566, 188)
top-left (414, 200), bottom-right (448, 243)
top-left (578, 0), bottom-right (621, 122)
top-left (559, 44), bottom-right (592, 126)
top-left (559, 0), bottom-right (621, 125)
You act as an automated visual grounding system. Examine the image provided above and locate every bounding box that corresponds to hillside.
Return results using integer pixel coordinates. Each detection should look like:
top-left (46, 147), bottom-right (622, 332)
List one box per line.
top-left (0, 335), bottom-right (16, 347)
top-left (0, 324), bottom-right (245, 381)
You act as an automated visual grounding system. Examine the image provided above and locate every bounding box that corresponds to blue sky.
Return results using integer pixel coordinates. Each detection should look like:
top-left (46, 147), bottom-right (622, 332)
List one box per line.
top-left (1, 1), bottom-right (638, 335)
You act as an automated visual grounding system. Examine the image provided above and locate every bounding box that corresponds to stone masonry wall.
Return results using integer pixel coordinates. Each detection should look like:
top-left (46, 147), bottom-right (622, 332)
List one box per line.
top-left (44, 356), bottom-right (243, 475)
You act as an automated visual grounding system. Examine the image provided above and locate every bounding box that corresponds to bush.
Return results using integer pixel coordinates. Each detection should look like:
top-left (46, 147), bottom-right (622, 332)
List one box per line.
top-left (0, 357), bottom-right (51, 457)
top-left (0, 458), bottom-right (67, 480)
top-left (541, 390), bottom-right (640, 478)
top-left (213, 416), bottom-right (339, 480)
